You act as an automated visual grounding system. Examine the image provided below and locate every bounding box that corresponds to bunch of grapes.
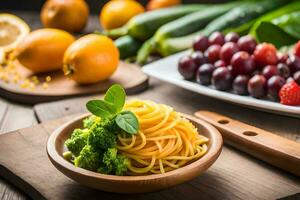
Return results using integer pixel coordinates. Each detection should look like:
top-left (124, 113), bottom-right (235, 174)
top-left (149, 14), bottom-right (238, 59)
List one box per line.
top-left (178, 32), bottom-right (300, 105)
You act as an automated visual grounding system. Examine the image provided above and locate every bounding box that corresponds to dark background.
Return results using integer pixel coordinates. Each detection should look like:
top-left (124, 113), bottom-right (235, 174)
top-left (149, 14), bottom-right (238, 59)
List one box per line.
top-left (0, 0), bottom-right (226, 13)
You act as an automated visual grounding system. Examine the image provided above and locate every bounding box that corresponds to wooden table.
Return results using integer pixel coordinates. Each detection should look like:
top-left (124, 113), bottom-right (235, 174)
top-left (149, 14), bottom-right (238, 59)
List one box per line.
top-left (0, 11), bottom-right (299, 200)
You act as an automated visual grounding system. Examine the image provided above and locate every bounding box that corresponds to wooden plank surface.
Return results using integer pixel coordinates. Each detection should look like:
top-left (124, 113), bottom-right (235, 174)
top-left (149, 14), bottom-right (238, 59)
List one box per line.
top-left (0, 116), bottom-right (299, 200)
top-left (0, 97), bottom-right (33, 200)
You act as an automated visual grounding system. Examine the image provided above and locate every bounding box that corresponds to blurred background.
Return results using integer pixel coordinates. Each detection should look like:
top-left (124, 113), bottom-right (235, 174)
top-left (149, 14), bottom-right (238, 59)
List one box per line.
top-left (0, 0), bottom-right (226, 13)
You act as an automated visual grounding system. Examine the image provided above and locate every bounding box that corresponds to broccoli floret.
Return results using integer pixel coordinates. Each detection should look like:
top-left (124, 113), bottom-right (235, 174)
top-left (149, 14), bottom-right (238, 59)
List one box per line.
top-left (65, 128), bottom-right (89, 156)
top-left (88, 118), bottom-right (118, 151)
top-left (98, 148), bottom-right (129, 176)
top-left (83, 115), bottom-right (100, 129)
top-left (74, 145), bottom-right (101, 171)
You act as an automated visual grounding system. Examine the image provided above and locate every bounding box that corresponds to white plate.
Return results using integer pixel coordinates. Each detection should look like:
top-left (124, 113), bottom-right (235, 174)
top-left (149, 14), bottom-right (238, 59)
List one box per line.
top-left (143, 50), bottom-right (300, 118)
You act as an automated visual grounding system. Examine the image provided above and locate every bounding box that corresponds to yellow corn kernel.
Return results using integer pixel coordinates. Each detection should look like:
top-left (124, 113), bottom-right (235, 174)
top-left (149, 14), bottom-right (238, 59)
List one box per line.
top-left (42, 82), bottom-right (49, 89)
top-left (46, 76), bottom-right (51, 82)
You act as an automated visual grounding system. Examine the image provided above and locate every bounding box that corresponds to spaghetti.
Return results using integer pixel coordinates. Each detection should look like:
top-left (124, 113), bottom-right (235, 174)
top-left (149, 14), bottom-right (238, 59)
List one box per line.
top-left (117, 99), bottom-right (209, 175)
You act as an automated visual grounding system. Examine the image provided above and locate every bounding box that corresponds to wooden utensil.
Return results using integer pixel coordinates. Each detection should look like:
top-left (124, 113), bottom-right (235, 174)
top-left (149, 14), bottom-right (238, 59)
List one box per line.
top-left (195, 111), bottom-right (300, 176)
top-left (0, 61), bottom-right (148, 105)
top-left (46, 114), bottom-right (223, 193)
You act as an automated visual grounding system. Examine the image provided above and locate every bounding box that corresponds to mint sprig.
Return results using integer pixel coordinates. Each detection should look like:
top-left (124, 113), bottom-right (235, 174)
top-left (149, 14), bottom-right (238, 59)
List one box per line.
top-left (86, 84), bottom-right (139, 135)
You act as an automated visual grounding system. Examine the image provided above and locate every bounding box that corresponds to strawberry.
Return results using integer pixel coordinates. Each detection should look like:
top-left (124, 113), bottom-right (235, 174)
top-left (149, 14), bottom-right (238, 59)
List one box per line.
top-left (279, 81), bottom-right (300, 106)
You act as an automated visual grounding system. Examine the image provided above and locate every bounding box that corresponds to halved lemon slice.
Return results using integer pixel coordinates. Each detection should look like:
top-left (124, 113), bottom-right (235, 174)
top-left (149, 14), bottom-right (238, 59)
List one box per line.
top-left (0, 14), bottom-right (30, 53)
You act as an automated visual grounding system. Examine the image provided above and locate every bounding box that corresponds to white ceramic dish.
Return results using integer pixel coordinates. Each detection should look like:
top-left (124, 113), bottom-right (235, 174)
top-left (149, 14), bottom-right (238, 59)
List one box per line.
top-left (143, 51), bottom-right (300, 118)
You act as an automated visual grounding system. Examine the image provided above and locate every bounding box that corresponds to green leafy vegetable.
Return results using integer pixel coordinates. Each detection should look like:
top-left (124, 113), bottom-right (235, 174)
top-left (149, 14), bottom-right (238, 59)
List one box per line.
top-left (255, 22), bottom-right (297, 48)
top-left (104, 84), bottom-right (125, 113)
top-left (86, 84), bottom-right (139, 135)
top-left (86, 100), bottom-right (116, 119)
top-left (74, 145), bottom-right (101, 171)
top-left (65, 128), bottom-right (90, 156)
top-left (115, 111), bottom-right (139, 134)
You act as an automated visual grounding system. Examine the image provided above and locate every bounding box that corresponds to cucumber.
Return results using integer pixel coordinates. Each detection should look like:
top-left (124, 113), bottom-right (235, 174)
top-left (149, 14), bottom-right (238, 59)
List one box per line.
top-left (114, 35), bottom-right (142, 60)
top-left (136, 2), bottom-right (241, 64)
top-left (160, 0), bottom-right (290, 56)
top-left (104, 5), bottom-right (207, 41)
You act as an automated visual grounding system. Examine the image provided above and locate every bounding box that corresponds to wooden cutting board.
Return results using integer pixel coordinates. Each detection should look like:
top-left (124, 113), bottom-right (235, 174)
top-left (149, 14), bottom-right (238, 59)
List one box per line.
top-left (0, 61), bottom-right (148, 105)
top-left (0, 117), bottom-right (299, 200)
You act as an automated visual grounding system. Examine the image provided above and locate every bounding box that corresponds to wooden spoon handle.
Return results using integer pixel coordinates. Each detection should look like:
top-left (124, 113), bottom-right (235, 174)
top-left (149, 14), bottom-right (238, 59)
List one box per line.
top-left (194, 111), bottom-right (300, 176)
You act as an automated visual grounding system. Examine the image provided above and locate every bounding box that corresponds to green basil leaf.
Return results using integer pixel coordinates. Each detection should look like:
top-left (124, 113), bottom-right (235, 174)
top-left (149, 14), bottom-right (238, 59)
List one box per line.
top-left (104, 84), bottom-right (125, 113)
top-left (256, 22), bottom-right (297, 48)
top-left (86, 100), bottom-right (116, 118)
top-left (115, 111), bottom-right (139, 135)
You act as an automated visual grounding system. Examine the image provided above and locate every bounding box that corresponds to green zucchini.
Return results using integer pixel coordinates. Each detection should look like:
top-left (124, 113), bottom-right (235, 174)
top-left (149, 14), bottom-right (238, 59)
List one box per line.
top-left (159, 0), bottom-right (290, 56)
top-left (114, 35), bottom-right (142, 60)
top-left (136, 2), bottom-right (241, 64)
top-left (104, 5), bottom-right (207, 41)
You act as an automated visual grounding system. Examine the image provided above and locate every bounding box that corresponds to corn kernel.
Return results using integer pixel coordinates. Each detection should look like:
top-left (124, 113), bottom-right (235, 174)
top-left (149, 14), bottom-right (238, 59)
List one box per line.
top-left (46, 76), bottom-right (51, 82)
top-left (42, 82), bottom-right (49, 89)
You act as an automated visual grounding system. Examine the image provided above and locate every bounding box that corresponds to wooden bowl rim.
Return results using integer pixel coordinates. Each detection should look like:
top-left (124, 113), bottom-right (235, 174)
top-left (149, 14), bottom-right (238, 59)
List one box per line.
top-left (47, 113), bottom-right (223, 182)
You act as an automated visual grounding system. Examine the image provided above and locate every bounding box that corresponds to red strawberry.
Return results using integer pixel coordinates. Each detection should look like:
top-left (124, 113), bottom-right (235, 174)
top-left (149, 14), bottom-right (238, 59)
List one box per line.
top-left (294, 41), bottom-right (300, 57)
top-left (279, 81), bottom-right (300, 106)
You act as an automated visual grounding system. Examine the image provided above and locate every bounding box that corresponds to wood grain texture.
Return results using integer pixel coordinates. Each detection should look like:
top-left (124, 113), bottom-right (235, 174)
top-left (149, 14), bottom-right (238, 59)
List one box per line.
top-left (195, 111), bottom-right (300, 176)
top-left (0, 61), bottom-right (148, 105)
top-left (0, 116), bottom-right (299, 200)
top-left (35, 78), bottom-right (300, 142)
top-left (0, 97), bottom-right (31, 200)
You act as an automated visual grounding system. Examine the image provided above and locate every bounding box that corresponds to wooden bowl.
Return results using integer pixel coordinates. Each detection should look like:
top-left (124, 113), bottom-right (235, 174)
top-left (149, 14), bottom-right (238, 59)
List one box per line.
top-left (47, 113), bottom-right (223, 193)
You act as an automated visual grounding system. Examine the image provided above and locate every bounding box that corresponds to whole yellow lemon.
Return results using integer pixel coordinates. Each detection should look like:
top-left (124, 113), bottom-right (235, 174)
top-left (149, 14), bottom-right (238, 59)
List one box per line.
top-left (41, 0), bottom-right (89, 33)
top-left (100, 0), bottom-right (144, 30)
top-left (14, 28), bottom-right (75, 73)
top-left (63, 34), bottom-right (119, 84)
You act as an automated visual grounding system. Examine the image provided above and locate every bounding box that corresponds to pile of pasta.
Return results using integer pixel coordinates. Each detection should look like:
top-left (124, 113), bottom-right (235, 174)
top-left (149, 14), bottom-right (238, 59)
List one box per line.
top-left (117, 99), bottom-right (209, 175)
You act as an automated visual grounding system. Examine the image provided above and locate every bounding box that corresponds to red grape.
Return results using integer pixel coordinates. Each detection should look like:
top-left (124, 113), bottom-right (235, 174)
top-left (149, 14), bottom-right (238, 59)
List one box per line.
top-left (294, 71), bottom-right (300, 85)
top-left (237, 35), bottom-right (257, 54)
top-left (205, 44), bottom-right (221, 63)
top-left (277, 53), bottom-right (288, 64)
top-left (220, 42), bottom-right (239, 64)
top-left (214, 60), bottom-right (227, 68)
top-left (225, 32), bottom-right (240, 43)
top-left (233, 75), bottom-right (249, 95)
top-left (230, 51), bottom-right (256, 76)
top-left (191, 51), bottom-right (207, 67)
top-left (212, 67), bottom-right (232, 91)
top-left (193, 35), bottom-right (210, 52)
top-left (178, 55), bottom-right (198, 80)
top-left (209, 32), bottom-right (225, 46)
top-left (262, 65), bottom-right (278, 80)
top-left (196, 64), bottom-right (215, 85)
top-left (267, 75), bottom-right (286, 99)
top-left (277, 63), bottom-right (290, 79)
top-left (287, 55), bottom-right (300, 73)
top-left (248, 75), bottom-right (267, 98)
top-left (253, 43), bottom-right (278, 68)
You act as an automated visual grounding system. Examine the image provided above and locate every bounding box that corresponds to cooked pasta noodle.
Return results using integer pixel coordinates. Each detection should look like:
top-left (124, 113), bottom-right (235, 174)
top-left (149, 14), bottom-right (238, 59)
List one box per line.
top-left (117, 99), bottom-right (209, 175)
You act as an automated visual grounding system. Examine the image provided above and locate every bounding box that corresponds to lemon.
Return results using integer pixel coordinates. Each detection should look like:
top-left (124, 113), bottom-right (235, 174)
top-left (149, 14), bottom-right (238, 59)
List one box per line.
top-left (63, 34), bottom-right (119, 84)
top-left (0, 14), bottom-right (30, 53)
top-left (14, 28), bottom-right (75, 73)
